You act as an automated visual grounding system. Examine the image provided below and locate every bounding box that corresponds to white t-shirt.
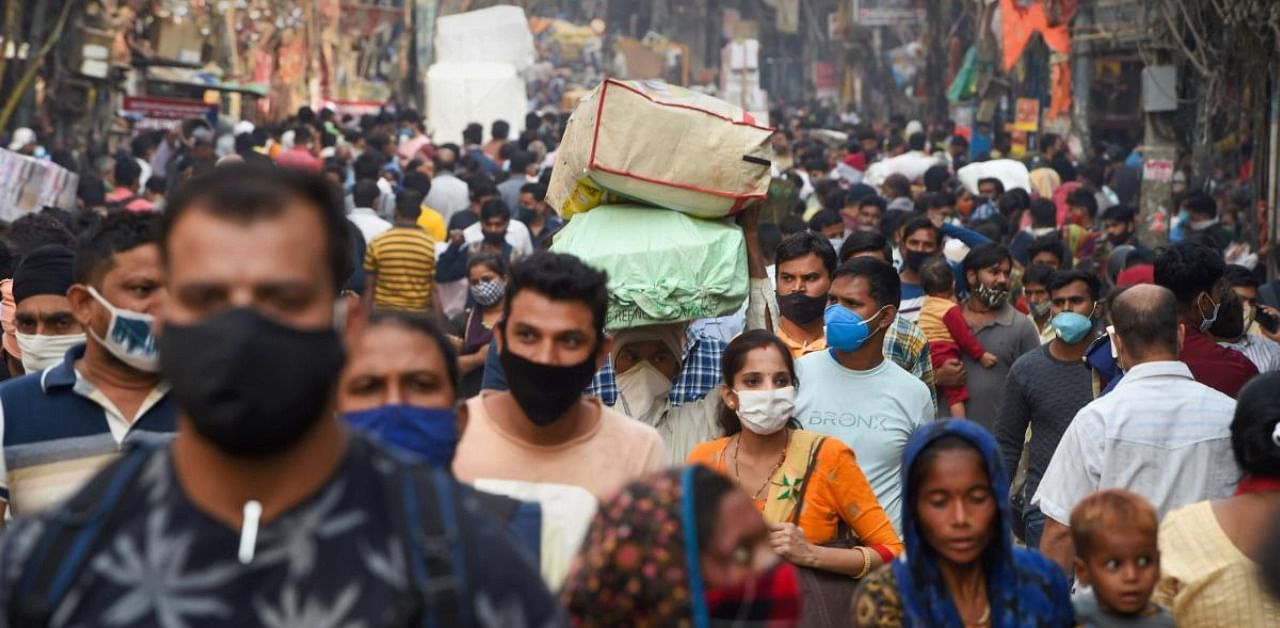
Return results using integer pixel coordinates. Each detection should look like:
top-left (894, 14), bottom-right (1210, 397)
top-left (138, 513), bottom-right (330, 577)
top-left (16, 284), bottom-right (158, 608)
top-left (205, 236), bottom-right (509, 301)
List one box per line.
top-left (794, 352), bottom-right (934, 531)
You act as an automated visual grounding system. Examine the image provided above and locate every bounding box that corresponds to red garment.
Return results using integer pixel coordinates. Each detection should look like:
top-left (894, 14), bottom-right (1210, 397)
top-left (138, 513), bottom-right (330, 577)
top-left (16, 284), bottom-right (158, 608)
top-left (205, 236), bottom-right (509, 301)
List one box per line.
top-left (1235, 475), bottom-right (1280, 496)
top-left (276, 147), bottom-right (322, 172)
top-left (105, 187), bottom-right (155, 212)
top-left (929, 340), bottom-right (969, 406)
top-left (944, 305), bottom-right (987, 360)
top-left (1180, 326), bottom-right (1258, 398)
top-left (843, 152), bottom-right (866, 171)
top-left (1116, 264), bottom-right (1154, 286)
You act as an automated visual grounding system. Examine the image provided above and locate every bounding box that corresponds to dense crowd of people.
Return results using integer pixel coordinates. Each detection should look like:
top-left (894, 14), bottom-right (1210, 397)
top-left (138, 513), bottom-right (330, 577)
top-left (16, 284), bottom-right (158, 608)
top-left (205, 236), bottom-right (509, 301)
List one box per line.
top-left (0, 106), bottom-right (1275, 627)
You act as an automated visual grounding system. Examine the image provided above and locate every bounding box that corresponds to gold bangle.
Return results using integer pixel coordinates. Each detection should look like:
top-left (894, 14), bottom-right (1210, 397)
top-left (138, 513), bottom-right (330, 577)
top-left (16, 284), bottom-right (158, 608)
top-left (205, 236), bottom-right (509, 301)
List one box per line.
top-left (853, 546), bottom-right (874, 579)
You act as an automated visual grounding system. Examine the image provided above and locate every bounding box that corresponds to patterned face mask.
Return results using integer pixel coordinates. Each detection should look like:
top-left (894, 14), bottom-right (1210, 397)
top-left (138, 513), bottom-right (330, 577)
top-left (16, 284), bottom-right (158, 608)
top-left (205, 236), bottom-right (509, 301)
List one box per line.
top-left (469, 280), bottom-right (506, 308)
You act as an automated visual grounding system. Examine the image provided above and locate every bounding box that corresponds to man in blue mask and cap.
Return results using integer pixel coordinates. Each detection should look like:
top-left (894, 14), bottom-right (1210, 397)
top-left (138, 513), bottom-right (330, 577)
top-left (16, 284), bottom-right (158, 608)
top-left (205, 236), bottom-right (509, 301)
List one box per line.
top-left (793, 257), bottom-right (934, 533)
top-left (0, 214), bottom-right (175, 520)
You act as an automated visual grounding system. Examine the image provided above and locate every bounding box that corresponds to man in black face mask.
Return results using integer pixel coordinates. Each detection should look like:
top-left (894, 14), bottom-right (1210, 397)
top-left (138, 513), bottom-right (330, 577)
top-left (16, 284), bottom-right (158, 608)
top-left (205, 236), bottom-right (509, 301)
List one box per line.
top-left (896, 216), bottom-right (941, 323)
top-left (453, 252), bottom-right (665, 504)
top-left (773, 233), bottom-right (837, 357)
top-left (0, 164), bottom-right (560, 627)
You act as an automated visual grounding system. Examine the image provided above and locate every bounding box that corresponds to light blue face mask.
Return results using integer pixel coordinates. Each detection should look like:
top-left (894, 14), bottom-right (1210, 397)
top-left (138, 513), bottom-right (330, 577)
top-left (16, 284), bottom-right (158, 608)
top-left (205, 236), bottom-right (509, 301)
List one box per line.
top-left (1051, 303), bottom-right (1098, 344)
top-left (824, 303), bottom-right (889, 353)
top-left (1050, 312), bottom-right (1093, 344)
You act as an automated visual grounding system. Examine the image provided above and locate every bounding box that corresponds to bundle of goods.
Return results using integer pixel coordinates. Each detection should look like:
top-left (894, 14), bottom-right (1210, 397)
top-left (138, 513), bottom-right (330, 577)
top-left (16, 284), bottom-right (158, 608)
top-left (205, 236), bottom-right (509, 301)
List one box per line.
top-left (546, 80), bottom-right (775, 329)
top-left (547, 78), bottom-right (774, 220)
top-left (549, 205), bottom-right (747, 330)
top-left (956, 159), bottom-right (1031, 196)
top-left (862, 151), bottom-right (945, 188)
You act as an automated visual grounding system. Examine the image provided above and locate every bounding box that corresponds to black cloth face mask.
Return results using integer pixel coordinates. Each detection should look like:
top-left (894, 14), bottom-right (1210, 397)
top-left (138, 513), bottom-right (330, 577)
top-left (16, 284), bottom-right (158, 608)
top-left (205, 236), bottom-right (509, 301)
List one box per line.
top-left (498, 328), bottom-right (600, 426)
top-left (777, 292), bottom-right (827, 326)
top-left (159, 307), bottom-right (347, 458)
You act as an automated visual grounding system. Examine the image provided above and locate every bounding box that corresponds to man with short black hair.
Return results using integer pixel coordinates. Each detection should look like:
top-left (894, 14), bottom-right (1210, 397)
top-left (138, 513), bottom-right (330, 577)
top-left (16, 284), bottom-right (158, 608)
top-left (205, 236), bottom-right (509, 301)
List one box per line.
top-left (0, 163), bottom-right (559, 626)
top-left (1100, 204), bottom-right (1139, 247)
top-left (454, 251), bottom-right (665, 500)
top-left (276, 125), bottom-right (323, 172)
top-left (977, 177), bottom-right (1005, 204)
top-left (896, 216), bottom-right (941, 322)
top-left (364, 189), bottom-right (437, 313)
top-left (957, 244), bottom-right (1041, 426)
top-left (348, 179), bottom-right (391, 243)
top-left (1215, 264), bottom-right (1280, 372)
top-left (840, 232), bottom-right (936, 394)
top-left (517, 183), bottom-right (561, 251)
top-left (0, 214), bottom-right (173, 519)
top-left (1065, 187), bottom-right (1098, 227)
top-left (773, 233), bottom-right (838, 357)
top-left (795, 257), bottom-right (934, 530)
top-left (1183, 192), bottom-right (1233, 252)
top-left (996, 269), bottom-right (1101, 547)
top-left (106, 158), bottom-right (155, 212)
top-left (1154, 242), bottom-right (1257, 396)
top-left (1027, 233), bottom-right (1067, 270)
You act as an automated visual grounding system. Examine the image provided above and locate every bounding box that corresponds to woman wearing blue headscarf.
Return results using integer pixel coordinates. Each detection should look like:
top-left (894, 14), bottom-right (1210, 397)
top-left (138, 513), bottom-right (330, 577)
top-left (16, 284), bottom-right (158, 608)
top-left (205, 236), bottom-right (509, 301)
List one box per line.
top-left (851, 419), bottom-right (1073, 627)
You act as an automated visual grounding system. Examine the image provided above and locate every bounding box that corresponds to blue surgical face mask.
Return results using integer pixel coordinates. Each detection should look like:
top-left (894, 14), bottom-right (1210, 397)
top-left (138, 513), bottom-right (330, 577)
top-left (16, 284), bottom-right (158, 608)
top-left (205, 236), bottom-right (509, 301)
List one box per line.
top-left (1050, 310), bottom-right (1095, 344)
top-left (342, 405), bottom-right (459, 467)
top-left (824, 303), bottom-right (889, 353)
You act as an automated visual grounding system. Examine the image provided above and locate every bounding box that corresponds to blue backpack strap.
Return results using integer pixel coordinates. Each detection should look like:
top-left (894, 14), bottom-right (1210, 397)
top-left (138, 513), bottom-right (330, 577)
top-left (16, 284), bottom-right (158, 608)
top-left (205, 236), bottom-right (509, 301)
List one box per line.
top-left (394, 462), bottom-right (467, 628)
top-left (9, 446), bottom-right (152, 628)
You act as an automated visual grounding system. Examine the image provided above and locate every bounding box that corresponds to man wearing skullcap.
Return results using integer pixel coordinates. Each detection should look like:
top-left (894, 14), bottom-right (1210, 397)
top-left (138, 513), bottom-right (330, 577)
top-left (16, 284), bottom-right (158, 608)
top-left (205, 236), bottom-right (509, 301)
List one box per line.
top-left (10, 245), bottom-right (83, 375)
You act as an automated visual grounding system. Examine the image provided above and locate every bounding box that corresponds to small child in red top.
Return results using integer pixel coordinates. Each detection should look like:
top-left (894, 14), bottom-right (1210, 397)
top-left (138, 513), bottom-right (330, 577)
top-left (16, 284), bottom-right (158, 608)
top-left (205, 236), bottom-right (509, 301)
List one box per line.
top-left (915, 256), bottom-right (997, 417)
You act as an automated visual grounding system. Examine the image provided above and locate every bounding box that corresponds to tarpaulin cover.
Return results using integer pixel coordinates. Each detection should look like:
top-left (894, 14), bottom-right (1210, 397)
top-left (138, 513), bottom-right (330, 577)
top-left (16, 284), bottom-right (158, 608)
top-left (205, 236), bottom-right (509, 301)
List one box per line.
top-left (435, 6), bottom-right (536, 72)
top-left (547, 79), bottom-right (774, 220)
top-left (426, 62), bottom-right (528, 147)
top-left (549, 204), bottom-right (748, 330)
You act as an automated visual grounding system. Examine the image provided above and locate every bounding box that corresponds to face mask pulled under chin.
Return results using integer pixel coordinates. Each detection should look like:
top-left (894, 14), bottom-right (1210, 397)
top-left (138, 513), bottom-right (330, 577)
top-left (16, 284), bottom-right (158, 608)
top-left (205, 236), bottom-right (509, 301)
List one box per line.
top-left (16, 332), bottom-right (86, 373)
top-left (616, 361), bottom-right (673, 425)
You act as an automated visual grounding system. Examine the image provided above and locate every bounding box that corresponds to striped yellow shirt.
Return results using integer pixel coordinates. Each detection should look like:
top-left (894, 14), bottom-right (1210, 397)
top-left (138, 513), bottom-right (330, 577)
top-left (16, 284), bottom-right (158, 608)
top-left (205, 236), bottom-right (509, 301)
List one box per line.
top-left (364, 226), bottom-right (437, 312)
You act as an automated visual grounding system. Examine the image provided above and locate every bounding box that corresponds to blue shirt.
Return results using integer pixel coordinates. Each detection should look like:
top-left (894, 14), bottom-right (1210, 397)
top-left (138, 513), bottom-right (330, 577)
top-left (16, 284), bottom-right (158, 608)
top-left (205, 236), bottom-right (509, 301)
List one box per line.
top-left (0, 344), bottom-right (175, 513)
top-left (481, 329), bottom-right (726, 406)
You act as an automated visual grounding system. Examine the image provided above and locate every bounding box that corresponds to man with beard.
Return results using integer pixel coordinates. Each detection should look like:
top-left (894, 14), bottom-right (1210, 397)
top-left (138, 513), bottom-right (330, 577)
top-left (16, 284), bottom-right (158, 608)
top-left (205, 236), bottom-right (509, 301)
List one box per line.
top-left (0, 164), bottom-right (559, 626)
top-left (953, 244), bottom-right (1041, 427)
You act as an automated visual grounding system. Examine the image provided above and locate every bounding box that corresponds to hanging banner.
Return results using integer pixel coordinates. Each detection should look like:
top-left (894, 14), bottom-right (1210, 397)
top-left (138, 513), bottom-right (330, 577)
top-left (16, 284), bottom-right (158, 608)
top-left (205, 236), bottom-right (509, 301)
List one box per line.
top-left (122, 96), bottom-right (218, 131)
top-left (854, 0), bottom-right (925, 26)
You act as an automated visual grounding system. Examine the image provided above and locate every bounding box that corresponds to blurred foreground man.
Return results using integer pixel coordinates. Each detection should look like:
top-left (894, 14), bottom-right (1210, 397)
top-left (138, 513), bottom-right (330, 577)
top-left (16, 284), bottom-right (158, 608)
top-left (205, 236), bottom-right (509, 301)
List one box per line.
top-left (0, 165), bottom-right (559, 627)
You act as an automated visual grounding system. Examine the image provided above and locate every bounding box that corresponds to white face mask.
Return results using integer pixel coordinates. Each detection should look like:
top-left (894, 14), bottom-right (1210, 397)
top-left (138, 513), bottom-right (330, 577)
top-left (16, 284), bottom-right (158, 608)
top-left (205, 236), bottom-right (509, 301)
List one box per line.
top-left (16, 331), bottom-right (86, 373)
top-left (735, 386), bottom-right (796, 435)
top-left (87, 287), bottom-right (159, 373)
top-left (616, 361), bottom-right (673, 425)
